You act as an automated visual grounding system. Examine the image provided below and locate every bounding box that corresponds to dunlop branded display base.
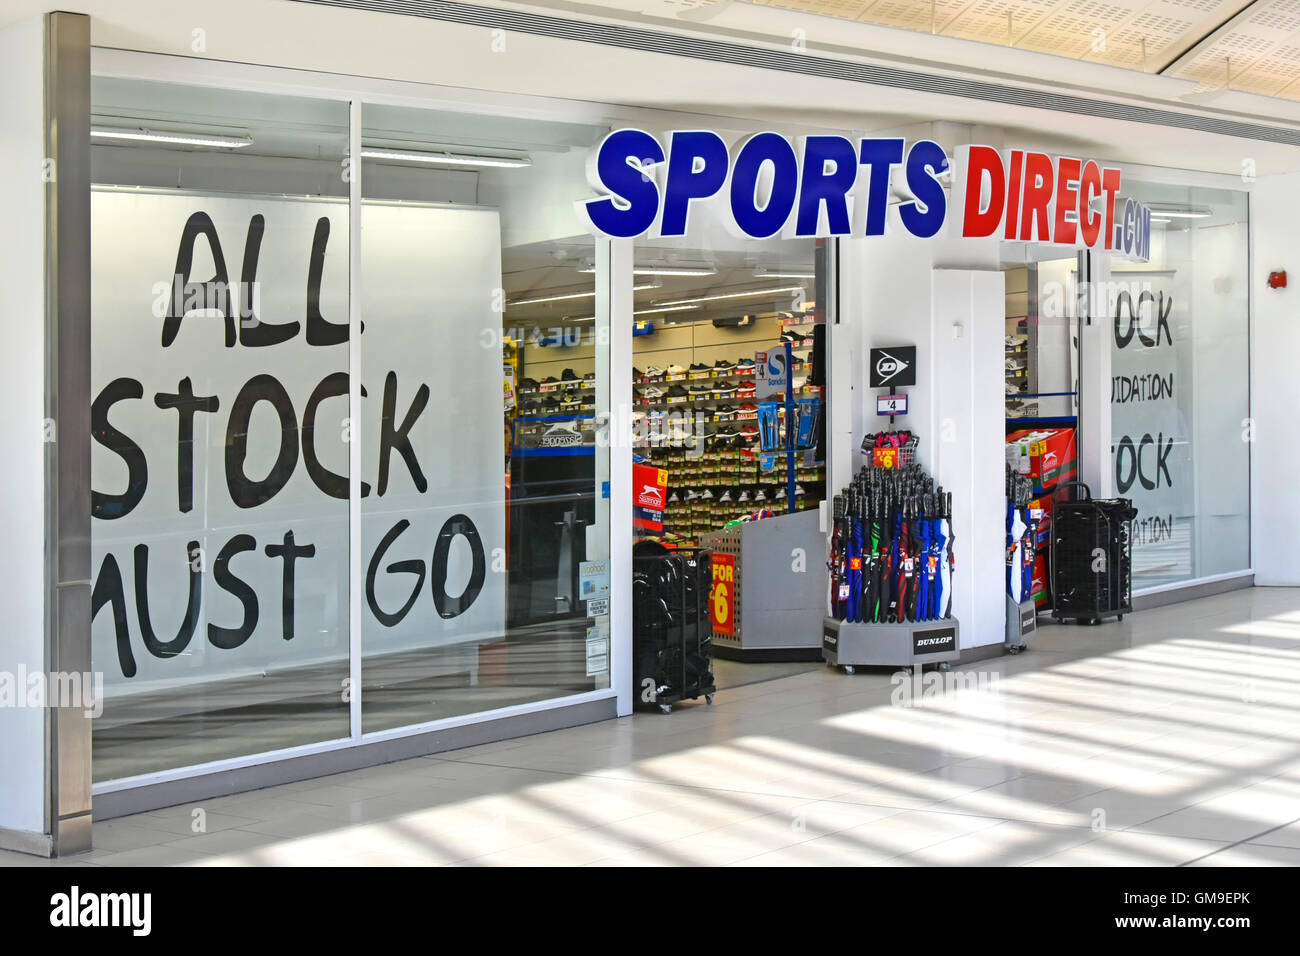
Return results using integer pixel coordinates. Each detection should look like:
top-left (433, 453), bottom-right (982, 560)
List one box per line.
top-left (1005, 596), bottom-right (1036, 653)
top-left (821, 617), bottom-right (961, 674)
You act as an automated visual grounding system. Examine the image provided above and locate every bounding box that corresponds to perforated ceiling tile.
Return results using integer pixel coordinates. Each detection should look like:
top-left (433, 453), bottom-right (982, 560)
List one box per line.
top-left (1214, 32), bottom-right (1280, 54)
top-left (1124, 11), bottom-right (1194, 36)
top-left (1061, 0), bottom-right (1139, 24)
top-left (1250, 0), bottom-right (1300, 23)
top-left (1242, 58), bottom-right (1300, 82)
top-left (1251, 8), bottom-right (1300, 31)
top-left (1159, 0), bottom-right (1227, 12)
top-left (688, 0), bottom-right (1300, 105)
top-left (1179, 50), bottom-right (1248, 87)
top-left (1228, 72), bottom-right (1289, 95)
top-left (855, 0), bottom-right (936, 29)
top-left (1018, 25), bottom-right (1091, 46)
top-left (950, 18), bottom-right (1017, 43)
top-left (759, 0), bottom-right (872, 18)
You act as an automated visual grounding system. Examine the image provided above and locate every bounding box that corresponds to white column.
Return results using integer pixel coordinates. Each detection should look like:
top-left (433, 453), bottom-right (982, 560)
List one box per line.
top-left (1250, 174), bottom-right (1300, 584)
top-left (932, 268), bottom-right (1006, 648)
top-left (0, 15), bottom-right (54, 852)
top-left (348, 98), bottom-right (363, 738)
top-left (1078, 249), bottom-right (1114, 497)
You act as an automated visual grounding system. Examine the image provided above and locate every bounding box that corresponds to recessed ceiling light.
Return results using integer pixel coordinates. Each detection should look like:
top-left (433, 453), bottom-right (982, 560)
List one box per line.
top-left (1145, 206), bottom-right (1211, 220)
top-left (91, 127), bottom-right (253, 149)
top-left (361, 147), bottom-right (531, 168)
top-left (635, 304), bottom-right (699, 315)
top-left (510, 280), bottom-right (659, 306)
top-left (754, 267), bottom-right (815, 279)
top-left (577, 262), bottom-right (717, 277)
top-left (567, 305), bottom-right (700, 322)
top-left (653, 285), bottom-right (805, 307)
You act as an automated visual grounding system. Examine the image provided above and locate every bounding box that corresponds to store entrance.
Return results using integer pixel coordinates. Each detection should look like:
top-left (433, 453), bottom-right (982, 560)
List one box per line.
top-left (626, 236), bottom-right (834, 696)
top-left (1002, 252), bottom-right (1082, 618)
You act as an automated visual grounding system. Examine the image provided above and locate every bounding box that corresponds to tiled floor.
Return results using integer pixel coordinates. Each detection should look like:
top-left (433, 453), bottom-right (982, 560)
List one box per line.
top-left (6, 587), bottom-right (1300, 866)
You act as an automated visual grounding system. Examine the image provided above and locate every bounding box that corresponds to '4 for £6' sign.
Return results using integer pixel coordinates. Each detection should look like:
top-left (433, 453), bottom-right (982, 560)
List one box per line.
top-left (710, 554), bottom-right (735, 636)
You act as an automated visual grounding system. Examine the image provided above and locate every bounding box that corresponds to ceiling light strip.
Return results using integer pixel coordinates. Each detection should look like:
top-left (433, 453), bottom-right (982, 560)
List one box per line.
top-left (91, 128), bottom-right (253, 148)
top-left (654, 285), bottom-right (805, 307)
top-left (511, 280), bottom-right (659, 306)
top-left (360, 147), bottom-right (531, 167)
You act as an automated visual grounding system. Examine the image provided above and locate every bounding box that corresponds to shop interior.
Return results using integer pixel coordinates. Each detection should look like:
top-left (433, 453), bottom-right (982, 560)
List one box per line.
top-left (506, 238), bottom-right (826, 546)
top-left (505, 230), bottom-right (830, 677)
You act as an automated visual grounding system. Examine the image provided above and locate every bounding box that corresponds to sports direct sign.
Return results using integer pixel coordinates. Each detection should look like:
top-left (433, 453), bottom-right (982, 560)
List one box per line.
top-left (578, 131), bottom-right (1149, 260)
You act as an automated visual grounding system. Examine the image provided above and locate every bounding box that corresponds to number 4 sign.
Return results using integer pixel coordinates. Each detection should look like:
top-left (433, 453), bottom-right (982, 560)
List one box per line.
top-left (710, 553), bottom-right (736, 636)
top-left (877, 394), bottom-right (908, 416)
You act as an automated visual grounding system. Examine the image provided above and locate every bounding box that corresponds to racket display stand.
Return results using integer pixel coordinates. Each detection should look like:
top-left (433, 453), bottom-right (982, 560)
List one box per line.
top-left (821, 617), bottom-right (961, 675)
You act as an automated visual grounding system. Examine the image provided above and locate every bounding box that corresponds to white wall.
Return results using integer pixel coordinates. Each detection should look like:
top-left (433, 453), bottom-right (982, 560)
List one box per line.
top-left (0, 15), bottom-right (49, 838)
top-left (1250, 172), bottom-right (1300, 585)
top-left (932, 269), bottom-right (1007, 646)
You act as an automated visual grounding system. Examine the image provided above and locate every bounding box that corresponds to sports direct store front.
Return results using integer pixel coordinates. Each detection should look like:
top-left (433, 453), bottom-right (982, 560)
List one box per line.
top-left (0, 5), bottom-right (1263, 854)
top-left (88, 95), bottom-right (1152, 804)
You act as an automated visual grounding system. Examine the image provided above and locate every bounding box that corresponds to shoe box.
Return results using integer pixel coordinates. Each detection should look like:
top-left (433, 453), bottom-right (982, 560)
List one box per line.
top-left (1007, 427), bottom-right (1077, 492)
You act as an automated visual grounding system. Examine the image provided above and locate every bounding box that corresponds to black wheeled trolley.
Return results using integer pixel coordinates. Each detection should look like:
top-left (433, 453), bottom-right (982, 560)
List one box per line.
top-left (1050, 481), bottom-right (1137, 625)
top-left (632, 542), bottom-right (717, 713)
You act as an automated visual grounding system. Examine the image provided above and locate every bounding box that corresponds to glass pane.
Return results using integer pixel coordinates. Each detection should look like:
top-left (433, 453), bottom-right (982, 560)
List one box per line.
top-left (625, 130), bottom-right (823, 539)
top-left (359, 103), bottom-right (611, 732)
top-left (1110, 183), bottom-right (1250, 587)
top-left (89, 79), bottom-right (352, 779)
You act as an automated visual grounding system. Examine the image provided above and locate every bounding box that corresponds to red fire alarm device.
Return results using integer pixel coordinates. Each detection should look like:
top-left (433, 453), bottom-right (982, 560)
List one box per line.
top-left (1269, 270), bottom-right (1287, 289)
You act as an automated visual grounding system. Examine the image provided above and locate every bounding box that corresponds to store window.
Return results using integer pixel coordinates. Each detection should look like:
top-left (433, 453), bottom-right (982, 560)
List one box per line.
top-left (89, 80), bottom-right (353, 779)
top-left (358, 103), bottom-right (611, 732)
top-left (89, 76), bottom-right (614, 780)
top-left (1109, 183), bottom-right (1250, 588)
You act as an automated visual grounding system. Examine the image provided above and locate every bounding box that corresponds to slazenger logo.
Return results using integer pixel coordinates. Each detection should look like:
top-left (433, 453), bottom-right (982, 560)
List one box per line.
top-left (875, 350), bottom-right (910, 385)
top-left (1043, 451), bottom-right (1058, 467)
top-left (50, 886), bottom-right (152, 936)
top-left (638, 484), bottom-right (665, 507)
top-left (539, 422), bottom-right (584, 447)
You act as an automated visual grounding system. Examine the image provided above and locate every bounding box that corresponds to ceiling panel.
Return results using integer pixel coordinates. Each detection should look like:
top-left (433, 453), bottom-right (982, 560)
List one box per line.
top-left (732, 0), bottom-right (1300, 102)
